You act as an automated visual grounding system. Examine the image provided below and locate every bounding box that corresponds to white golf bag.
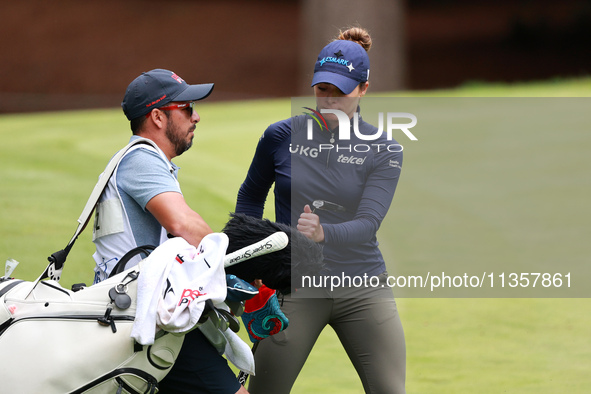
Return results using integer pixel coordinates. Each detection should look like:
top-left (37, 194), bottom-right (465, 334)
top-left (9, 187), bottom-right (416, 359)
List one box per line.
top-left (0, 264), bottom-right (183, 393)
top-left (0, 230), bottom-right (283, 394)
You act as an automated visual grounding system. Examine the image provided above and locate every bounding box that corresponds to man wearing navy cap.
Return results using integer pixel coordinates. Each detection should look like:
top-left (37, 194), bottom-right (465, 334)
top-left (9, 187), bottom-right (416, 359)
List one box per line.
top-left (93, 69), bottom-right (249, 394)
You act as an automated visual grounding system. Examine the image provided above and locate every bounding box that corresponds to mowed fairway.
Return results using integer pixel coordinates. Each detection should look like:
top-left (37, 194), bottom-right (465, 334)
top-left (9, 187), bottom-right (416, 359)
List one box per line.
top-left (1, 78), bottom-right (590, 393)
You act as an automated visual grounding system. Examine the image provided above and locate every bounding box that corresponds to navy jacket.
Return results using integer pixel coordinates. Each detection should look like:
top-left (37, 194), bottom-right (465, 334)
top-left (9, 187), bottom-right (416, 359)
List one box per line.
top-left (236, 113), bottom-right (403, 277)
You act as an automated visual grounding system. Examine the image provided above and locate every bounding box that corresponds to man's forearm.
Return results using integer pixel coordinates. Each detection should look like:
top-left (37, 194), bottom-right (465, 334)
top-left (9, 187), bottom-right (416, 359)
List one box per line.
top-left (146, 191), bottom-right (213, 247)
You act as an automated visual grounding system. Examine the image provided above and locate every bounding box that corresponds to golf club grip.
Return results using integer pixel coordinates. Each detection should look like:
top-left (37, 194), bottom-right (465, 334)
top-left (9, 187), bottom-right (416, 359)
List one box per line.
top-left (224, 231), bottom-right (289, 267)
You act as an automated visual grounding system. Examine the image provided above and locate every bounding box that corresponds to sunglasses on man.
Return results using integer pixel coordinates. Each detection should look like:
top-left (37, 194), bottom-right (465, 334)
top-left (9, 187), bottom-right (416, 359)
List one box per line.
top-left (146, 102), bottom-right (195, 118)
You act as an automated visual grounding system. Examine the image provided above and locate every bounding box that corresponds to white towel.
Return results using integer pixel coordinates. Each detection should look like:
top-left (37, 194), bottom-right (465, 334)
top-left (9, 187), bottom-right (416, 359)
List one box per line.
top-left (223, 329), bottom-right (256, 375)
top-left (131, 234), bottom-right (228, 345)
top-left (198, 307), bottom-right (256, 375)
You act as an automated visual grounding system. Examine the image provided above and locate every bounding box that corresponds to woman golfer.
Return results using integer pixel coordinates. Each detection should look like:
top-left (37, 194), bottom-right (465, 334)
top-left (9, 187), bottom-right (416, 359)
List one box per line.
top-left (235, 26), bottom-right (406, 393)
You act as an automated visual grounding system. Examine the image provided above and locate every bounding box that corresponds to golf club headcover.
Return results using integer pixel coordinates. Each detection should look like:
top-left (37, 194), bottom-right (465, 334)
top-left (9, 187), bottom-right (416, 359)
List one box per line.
top-left (222, 213), bottom-right (325, 292)
top-left (241, 284), bottom-right (288, 343)
top-left (225, 274), bottom-right (258, 303)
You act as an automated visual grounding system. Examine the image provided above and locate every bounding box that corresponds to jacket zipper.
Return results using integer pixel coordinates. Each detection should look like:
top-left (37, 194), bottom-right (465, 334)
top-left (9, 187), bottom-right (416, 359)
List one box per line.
top-left (326, 132), bottom-right (335, 169)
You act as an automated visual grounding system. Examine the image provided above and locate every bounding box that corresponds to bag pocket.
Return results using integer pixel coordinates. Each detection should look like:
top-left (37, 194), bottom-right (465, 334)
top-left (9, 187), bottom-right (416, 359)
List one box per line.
top-left (93, 198), bottom-right (125, 240)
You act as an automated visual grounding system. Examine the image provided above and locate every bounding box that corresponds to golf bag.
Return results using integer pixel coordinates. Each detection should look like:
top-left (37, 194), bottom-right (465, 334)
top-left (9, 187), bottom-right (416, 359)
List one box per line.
top-left (0, 263), bottom-right (183, 394)
top-left (0, 225), bottom-right (292, 394)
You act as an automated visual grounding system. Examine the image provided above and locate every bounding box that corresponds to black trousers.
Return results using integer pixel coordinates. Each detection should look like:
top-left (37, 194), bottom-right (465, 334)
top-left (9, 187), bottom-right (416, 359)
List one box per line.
top-left (159, 328), bottom-right (241, 394)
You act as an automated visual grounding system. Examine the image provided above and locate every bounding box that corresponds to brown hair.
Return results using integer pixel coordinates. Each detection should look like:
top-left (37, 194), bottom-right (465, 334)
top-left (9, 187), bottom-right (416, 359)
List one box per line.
top-left (336, 27), bottom-right (372, 52)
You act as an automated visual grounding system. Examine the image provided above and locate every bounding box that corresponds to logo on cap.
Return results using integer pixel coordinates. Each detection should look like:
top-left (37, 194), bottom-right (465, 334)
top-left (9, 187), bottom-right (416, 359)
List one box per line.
top-left (146, 95), bottom-right (167, 108)
top-left (319, 51), bottom-right (352, 71)
top-left (171, 73), bottom-right (185, 84)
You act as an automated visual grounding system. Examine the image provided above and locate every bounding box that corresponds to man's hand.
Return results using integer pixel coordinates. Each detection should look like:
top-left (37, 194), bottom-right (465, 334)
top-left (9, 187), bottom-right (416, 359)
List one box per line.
top-left (297, 204), bottom-right (324, 242)
top-left (146, 192), bottom-right (213, 247)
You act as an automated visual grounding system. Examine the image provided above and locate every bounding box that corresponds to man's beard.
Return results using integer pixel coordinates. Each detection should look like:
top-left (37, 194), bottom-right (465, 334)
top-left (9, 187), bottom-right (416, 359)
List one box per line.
top-left (166, 122), bottom-right (194, 156)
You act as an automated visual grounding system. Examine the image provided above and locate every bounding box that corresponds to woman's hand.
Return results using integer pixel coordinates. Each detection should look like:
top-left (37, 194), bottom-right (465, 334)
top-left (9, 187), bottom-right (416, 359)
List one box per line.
top-left (253, 279), bottom-right (264, 289)
top-left (297, 204), bottom-right (325, 243)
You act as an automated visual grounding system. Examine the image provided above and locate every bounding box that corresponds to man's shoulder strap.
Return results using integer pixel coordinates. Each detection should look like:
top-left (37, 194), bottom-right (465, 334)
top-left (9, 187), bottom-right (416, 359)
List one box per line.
top-left (74, 137), bottom-right (160, 237)
top-left (42, 137), bottom-right (159, 282)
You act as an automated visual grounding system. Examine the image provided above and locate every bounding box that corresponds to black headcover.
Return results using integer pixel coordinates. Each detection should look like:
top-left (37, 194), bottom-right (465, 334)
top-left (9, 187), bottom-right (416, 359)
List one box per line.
top-left (222, 213), bottom-right (324, 293)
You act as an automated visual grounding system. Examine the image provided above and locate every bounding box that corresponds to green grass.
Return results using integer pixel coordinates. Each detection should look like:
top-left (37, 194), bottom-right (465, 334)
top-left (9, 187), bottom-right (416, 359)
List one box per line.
top-left (1, 77), bottom-right (590, 393)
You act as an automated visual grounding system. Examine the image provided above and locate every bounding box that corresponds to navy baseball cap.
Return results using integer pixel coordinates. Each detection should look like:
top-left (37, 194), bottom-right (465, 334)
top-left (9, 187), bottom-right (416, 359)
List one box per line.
top-left (311, 40), bottom-right (370, 95)
top-left (122, 69), bottom-right (214, 120)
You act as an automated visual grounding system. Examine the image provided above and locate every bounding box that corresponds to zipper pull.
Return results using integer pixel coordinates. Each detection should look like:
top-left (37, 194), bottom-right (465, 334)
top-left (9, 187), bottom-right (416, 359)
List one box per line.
top-left (330, 133), bottom-right (335, 143)
top-left (97, 307), bottom-right (117, 333)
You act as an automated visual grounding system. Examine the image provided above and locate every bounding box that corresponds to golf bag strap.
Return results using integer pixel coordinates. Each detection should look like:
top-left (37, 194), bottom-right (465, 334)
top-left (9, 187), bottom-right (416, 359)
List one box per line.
top-left (108, 245), bottom-right (157, 279)
top-left (43, 138), bottom-right (161, 282)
